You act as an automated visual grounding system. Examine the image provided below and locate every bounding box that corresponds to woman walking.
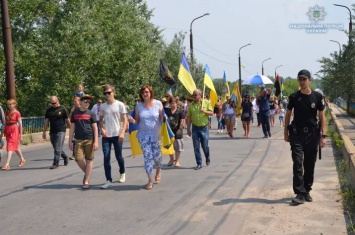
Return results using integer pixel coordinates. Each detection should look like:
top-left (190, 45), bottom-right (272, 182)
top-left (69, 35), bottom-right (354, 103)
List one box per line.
top-left (128, 85), bottom-right (164, 190)
top-left (223, 99), bottom-right (236, 138)
top-left (1, 99), bottom-right (26, 170)
top-left (241, 95), bottom-right (253, 138)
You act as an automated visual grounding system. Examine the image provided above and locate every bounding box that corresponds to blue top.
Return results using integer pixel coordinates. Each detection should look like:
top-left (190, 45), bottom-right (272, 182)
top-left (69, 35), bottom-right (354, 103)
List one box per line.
top-left (137, 100), bottom-right (162, 141)
top-left (258, 94), bottom-right (270, 114)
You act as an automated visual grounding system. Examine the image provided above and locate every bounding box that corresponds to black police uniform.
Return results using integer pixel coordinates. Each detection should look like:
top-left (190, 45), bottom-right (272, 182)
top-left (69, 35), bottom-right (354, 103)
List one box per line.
top-left (287, 90), bottom-right (325, 196)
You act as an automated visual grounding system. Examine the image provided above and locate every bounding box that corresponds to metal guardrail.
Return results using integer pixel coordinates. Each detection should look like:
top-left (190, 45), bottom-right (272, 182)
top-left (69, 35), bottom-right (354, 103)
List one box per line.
top-left (22, 116), bottom-right (45, 134)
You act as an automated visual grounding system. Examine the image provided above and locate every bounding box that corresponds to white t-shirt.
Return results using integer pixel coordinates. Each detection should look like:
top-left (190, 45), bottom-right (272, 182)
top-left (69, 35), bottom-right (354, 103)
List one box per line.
top-left (100, 100), bottom-right (127, 137)
top-left (252, 99), bottom-right (259, 113)
top-left (279, 108), bottom-right (285, 117)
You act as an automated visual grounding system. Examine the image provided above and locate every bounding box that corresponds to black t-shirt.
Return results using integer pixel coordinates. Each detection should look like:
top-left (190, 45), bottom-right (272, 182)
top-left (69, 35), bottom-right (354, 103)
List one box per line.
top-left (287, 90), bottom-right (325, 127)
top-left (45, 105), bottom-right (69, 133)
top-left (168, 109), bottom-right (183, 139)
top-left (241, 102), bottom-right (253, 114)
top-left (70, 109), bottom-right (96, 140)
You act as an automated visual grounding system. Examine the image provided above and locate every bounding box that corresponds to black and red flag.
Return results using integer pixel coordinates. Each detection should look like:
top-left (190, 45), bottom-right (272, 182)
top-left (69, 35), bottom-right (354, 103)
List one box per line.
top-left (159, 59), bottom-right (176, 87)
top-left (274, 74), bottom-right (281, 97)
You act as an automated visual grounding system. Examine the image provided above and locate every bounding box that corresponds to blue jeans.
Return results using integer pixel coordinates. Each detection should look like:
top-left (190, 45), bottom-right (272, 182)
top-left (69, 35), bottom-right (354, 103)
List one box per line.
top-left (97, 121), bottom-right (101, 137)
top-left (50, 132), bottom-right (67, 165)
top-left (102, 137), bottom-right (125, 182)
top-left (216, 116), bottom-right (223, 130)
top-left (260, 112), bottom-right (271, 136)
top-left (192, 125), bottom-right (210, 165)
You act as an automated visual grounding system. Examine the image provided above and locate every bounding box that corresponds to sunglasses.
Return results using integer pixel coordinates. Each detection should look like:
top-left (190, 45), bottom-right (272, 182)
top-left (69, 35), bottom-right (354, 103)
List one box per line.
top-left (103, 91), bottom-right (112, 95)
top-left (83, 100), bottom-right (91, 104)
top-left (50, 102), bottom-right (57, 105)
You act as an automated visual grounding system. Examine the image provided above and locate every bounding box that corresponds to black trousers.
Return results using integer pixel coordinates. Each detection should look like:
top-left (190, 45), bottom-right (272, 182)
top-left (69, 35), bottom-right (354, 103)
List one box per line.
top-left (289, 130), bottom-right (319, 195)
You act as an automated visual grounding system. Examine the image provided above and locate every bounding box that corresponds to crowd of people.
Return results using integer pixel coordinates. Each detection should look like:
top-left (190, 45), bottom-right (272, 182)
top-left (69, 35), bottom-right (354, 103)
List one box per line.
top-left (0, 70), bottom-right (327, 205)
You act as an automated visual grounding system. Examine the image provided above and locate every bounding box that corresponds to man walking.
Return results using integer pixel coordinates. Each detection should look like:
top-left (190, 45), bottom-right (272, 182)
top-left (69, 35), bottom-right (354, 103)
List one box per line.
top-left (186, 89), bottom-right (213, 170)
top-left (284, 69), bottom-right (326, 205)
top-left (43, 96), bottom-right (71, 169)
top-left (257, 88), bottom-right (272, 138)
top-left (100, 85), bottom-right (128, 189)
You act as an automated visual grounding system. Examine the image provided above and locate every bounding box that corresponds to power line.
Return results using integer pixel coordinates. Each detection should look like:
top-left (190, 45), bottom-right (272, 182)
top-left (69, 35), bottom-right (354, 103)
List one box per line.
top-left (194, 47), bottom-right (237, 66)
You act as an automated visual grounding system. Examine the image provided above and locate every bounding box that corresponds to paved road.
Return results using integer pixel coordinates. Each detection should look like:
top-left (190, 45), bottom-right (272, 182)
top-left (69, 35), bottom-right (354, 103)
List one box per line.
top-left (0, 118), bottom-right (346, 235)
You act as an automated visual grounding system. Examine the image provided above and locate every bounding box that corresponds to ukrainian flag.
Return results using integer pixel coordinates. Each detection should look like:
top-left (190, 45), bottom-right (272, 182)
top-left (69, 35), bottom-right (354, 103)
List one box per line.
top-left (231, 83), bottom-right (243, 115)
top-left (203, 64), bottom-right (218, 108)
top-left (178, 52), bottom-right (196, 95)
top-left (281, 78), bottom-right (285, 96)
top-left (221, 71), bottom-right (230, 103)
top-left (128, 109), bottom-right (175, 158)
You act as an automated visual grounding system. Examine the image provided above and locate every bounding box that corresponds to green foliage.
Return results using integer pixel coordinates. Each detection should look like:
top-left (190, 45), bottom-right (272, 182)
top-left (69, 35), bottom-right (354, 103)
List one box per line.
top-left (1, 0), bottom-right (181, 115)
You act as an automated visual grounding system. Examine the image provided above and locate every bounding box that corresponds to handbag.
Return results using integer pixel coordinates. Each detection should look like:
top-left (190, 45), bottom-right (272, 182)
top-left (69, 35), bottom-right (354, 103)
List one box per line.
top-left (241, 113), bottom-right (250, 118)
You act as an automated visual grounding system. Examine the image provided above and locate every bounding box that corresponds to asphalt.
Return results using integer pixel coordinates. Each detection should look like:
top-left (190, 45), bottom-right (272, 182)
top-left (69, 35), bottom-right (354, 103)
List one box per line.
top-left (0, 115), bottom-right (348, 235)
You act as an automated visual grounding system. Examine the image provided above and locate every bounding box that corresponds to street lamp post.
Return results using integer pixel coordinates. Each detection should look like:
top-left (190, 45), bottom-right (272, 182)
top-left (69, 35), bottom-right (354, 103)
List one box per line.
top-left (190, 13), bottom-right (210, 63)
top-left (330, 39), bottom-right (342, 55)
top-left (261, 58), bottom-right (271, 75)
top-left (275, 65), bottom-right (283, 78)
top-left (333, 4), bottom-right (352, 41)
top-left (238, 43), bottom-right (251, 95)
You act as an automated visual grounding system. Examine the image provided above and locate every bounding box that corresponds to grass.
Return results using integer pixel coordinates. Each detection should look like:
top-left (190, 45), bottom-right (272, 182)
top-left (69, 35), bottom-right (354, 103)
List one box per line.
top-left (327, 108), bottom-right (355, 233)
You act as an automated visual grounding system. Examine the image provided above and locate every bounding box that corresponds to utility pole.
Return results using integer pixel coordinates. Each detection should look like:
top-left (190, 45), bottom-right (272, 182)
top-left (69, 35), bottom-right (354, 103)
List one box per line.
top-left (1, 0), bottom-right (16, 99)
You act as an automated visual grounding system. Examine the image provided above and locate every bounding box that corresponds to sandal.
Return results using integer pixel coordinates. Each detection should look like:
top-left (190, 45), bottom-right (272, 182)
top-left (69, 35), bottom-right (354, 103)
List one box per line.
top-left (18, 159), bottom-right (26, 167)
top-left (167, 159), bottom-right (175, 166)
top-left (155, 174), bottom-right (161, 183)
top-left (1, 164), bottom-right (10, 170)
top-left (82, 184), bottom-right (90, 189)
top-left (146, 182), bottom-right (153, 190)
top-left (175, 162), bottom-right (181, 168)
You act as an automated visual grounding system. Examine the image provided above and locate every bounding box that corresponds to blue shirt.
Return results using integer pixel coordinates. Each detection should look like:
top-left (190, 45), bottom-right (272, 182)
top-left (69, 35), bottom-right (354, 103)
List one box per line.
top-left (258, 94), bottom-right (270, 114)
top-left (137, 100), bottom-right (162, 141)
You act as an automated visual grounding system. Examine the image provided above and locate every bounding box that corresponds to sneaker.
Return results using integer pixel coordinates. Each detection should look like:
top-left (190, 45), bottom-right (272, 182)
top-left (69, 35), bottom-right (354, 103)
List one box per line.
top-left (69, 156), bottom-right (75, 160)
top-left (63, 157), bottom-right (69, 166)
top-left (101, 181), bottom-right (113, 189)
top-left (291, 194), bottom-right (305, 205)
top-left (305, 192), bottom-right (313, 202)
top-left (50, 164), bottom-right (59, 170)
top-left (220, 129), bottom-right (224, 133)
top-left (194, 165), bottom-right (202, 170)
top-left (118, 173), bottom-right (126, 183)
top-left (206, 157), bottom-right (210, 166)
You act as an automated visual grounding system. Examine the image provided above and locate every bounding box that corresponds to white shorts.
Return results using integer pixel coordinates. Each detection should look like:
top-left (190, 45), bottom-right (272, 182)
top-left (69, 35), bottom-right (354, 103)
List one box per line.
top-left (173, 139), bottom-right (184, 152)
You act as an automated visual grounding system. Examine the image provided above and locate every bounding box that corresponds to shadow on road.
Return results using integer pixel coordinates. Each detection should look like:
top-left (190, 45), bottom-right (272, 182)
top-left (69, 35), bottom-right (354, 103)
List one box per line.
top-left (212, 197), bottom-right (291, 206)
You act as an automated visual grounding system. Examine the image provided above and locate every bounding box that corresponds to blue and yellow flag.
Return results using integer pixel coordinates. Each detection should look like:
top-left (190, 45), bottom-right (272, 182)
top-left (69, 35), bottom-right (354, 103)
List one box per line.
top-left (128, 109), bottom-right (175, 158)
top-left (203, 64), bottom-right (218, 108)
top-left (221, 71), bottom-right (230, 103)
top-left (231, 83), bottom-right (242, 115)
top-left (281, 77), bottom-right (285, 96)
top-left (178, 52), bottom-right (196, 95)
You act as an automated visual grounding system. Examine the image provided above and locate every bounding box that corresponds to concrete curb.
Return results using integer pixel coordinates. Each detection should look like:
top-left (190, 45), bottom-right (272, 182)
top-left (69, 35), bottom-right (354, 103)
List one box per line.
top-left (329, 104), bottom-right (355, 182)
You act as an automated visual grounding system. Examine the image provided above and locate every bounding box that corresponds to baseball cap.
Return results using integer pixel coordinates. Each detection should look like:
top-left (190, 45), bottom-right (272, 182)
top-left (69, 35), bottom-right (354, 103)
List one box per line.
top-left (80, 95), bottom-right (94, 101)
top-left (297, 69), bottom-right (311, 79)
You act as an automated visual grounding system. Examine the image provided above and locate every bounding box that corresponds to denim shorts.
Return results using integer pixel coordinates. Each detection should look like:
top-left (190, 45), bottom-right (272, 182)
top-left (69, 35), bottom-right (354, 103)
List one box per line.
top-left (225, 114), bottom-right (235, 120)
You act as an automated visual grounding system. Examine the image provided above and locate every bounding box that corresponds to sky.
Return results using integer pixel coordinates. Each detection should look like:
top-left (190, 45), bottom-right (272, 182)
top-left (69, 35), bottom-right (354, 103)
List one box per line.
top-left (145, 0), bottom-right (352, 82)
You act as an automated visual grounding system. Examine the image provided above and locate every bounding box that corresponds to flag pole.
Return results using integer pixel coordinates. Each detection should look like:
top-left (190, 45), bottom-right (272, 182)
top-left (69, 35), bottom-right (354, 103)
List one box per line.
top-left (202, 83), bottom-right (206, 109)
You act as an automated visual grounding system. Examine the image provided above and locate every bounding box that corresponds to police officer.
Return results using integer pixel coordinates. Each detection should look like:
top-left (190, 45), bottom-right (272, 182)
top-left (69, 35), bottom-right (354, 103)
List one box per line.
top-left (284, 69), bottom-right (326, 205)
